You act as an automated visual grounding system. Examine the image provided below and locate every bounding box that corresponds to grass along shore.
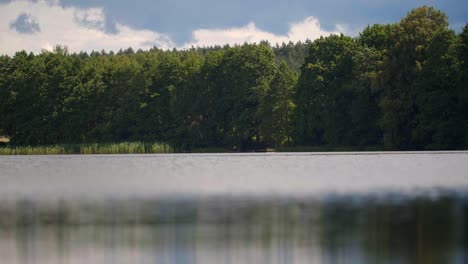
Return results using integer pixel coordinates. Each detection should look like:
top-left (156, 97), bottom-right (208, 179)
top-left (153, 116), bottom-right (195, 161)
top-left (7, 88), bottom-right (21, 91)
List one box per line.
top-left (2, 143), bottom-right (459, 155)
top-left (0, 142), bottom-right (173, 155)
top-left (0, 143), bottom-right (384, 155)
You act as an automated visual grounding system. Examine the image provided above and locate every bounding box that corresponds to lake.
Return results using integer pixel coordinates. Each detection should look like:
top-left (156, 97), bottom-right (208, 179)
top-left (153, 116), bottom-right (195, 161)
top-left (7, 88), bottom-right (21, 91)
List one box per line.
top-left (1, 152), bottom-right (468, 263)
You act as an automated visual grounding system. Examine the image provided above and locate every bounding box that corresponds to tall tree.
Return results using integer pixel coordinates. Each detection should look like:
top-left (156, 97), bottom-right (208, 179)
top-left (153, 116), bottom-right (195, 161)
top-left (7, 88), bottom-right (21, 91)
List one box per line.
top-left (5, 51), bottom-right (44, 144)
top-left (0, 55), bottom-right (12, 138)
top-left (413, 29), bottom-right (463, 149)
top-left (212, 44), bottom-right (276, 149)
top-left (379, 6), bottom-right (449, 150)
top-left (347, 47), bottom-right (383, 148)
top-left (258, 61), bottom-right (297, 146)
top-left (293, 34), bottom-right (356, 146)
top-left (457, 24), bottom-right (468, 147)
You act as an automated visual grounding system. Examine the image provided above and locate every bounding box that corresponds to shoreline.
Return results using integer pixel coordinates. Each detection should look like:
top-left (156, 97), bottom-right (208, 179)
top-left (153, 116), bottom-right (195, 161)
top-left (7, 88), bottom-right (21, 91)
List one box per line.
top-left (1, 144), bottom-right (467, 155)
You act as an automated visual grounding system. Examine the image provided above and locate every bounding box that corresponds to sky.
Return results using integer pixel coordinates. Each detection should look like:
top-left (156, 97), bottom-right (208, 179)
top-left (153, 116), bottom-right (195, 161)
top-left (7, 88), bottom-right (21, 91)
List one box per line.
top-left (0, 0), bottom-right (467, 55)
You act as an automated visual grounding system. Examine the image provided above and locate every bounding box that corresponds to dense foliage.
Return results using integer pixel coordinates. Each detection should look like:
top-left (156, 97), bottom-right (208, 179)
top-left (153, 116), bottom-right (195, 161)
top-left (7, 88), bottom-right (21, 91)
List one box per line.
top-left (0, 6), bottom-right (467, 151)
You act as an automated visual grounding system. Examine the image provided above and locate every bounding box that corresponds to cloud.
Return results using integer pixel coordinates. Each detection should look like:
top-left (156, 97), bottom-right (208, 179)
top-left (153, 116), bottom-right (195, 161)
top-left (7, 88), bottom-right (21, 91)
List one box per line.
top-left (0, 0), bottom-right (349, 55)
top-left (10, 13), bottom-right (40, 34)
top-left (0, 0), bottom-right (174, 55)
top-left (183, 16), bottom-right (345, 48)
top-left (73, 7), bottom-right (105, 30)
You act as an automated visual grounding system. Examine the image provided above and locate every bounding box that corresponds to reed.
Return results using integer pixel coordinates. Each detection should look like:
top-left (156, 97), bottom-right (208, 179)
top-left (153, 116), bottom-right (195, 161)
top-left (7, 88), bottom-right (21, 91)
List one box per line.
top-left (0, 142), bottom-right (173, 155)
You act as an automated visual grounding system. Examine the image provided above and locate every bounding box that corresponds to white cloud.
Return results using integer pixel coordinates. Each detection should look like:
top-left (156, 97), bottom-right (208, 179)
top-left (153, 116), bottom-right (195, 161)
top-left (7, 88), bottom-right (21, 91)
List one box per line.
top-left (182, 16), bottom-right (345, 48)
top-left (0, 0), bottom-right (349, 55)
top-left (0, 0), bottom-right (174, 55)
top-left (73, 7), bottom-right (105, 31)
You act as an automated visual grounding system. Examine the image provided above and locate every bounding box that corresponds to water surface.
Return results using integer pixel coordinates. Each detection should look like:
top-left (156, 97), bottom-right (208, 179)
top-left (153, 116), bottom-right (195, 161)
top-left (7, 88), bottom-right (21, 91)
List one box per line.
top-left (1, 152), bottom-right (467, 263)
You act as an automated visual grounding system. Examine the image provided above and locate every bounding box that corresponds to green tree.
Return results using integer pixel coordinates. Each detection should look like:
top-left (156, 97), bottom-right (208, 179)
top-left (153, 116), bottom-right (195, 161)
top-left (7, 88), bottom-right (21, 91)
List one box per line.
top-left (35, 46), bottom-right (80, 143)
top-left (211, 44), bottom-right (276, 149)
top-left (167, 51), bottom-right (203, 149)
top-left (137, 51), bottom-right (181, 142)
top-left (347, 47), bottom-right (383, 147)
top-left (293, 34), bottom-right (356, 147)
top-left (412, 29), bottom-right (464, 149)
top-left (5, 51), bottom-right (44, 144)
top-left (358, 24), bottom-right (395, 51)
top-left (258, 61), bottom-right (297, 146)
top-left (273, 41), bottom-right (310, 73)
top-left (0, 55), bottom-right (13, 138)
top-left (379, 6), bottom-right (449, 150)
top-left (1, 7), bottom-right (466, 151)
top-left (457, 24), bottom-right (468, 147)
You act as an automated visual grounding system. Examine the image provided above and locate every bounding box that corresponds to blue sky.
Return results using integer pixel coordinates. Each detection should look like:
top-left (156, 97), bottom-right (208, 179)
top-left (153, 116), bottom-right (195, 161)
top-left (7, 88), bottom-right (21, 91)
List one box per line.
top-left (0, 0), bottom-right (467, 54)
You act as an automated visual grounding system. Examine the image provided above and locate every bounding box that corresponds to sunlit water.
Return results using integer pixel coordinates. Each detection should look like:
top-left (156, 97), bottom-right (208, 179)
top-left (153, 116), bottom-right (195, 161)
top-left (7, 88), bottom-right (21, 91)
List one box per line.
top-left (1, 152), bottom-right (468, 264)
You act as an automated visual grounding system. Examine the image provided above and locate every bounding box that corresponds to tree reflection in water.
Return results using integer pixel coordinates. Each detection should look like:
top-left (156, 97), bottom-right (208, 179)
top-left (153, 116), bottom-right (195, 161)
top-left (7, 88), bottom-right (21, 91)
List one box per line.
top-left (0, 193), bottom-right (467, 264)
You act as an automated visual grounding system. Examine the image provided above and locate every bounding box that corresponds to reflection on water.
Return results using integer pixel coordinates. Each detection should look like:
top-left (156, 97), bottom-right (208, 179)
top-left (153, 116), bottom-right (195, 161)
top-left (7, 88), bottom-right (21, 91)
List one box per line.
top-left (1, 153), bottom-right (468, 263)
top-left (0, 194), bottom-right (467, 264)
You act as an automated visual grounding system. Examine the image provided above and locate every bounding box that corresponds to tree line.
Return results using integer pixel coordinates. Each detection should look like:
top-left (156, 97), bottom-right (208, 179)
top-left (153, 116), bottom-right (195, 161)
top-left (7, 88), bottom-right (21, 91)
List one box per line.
top-left (0, 6), bottom-right (467, 151)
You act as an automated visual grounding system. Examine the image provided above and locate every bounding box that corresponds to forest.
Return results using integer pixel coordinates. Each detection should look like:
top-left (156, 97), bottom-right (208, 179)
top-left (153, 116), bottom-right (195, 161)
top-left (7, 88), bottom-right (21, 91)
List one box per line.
top-left (0, 6), bottom-right (467, 151)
